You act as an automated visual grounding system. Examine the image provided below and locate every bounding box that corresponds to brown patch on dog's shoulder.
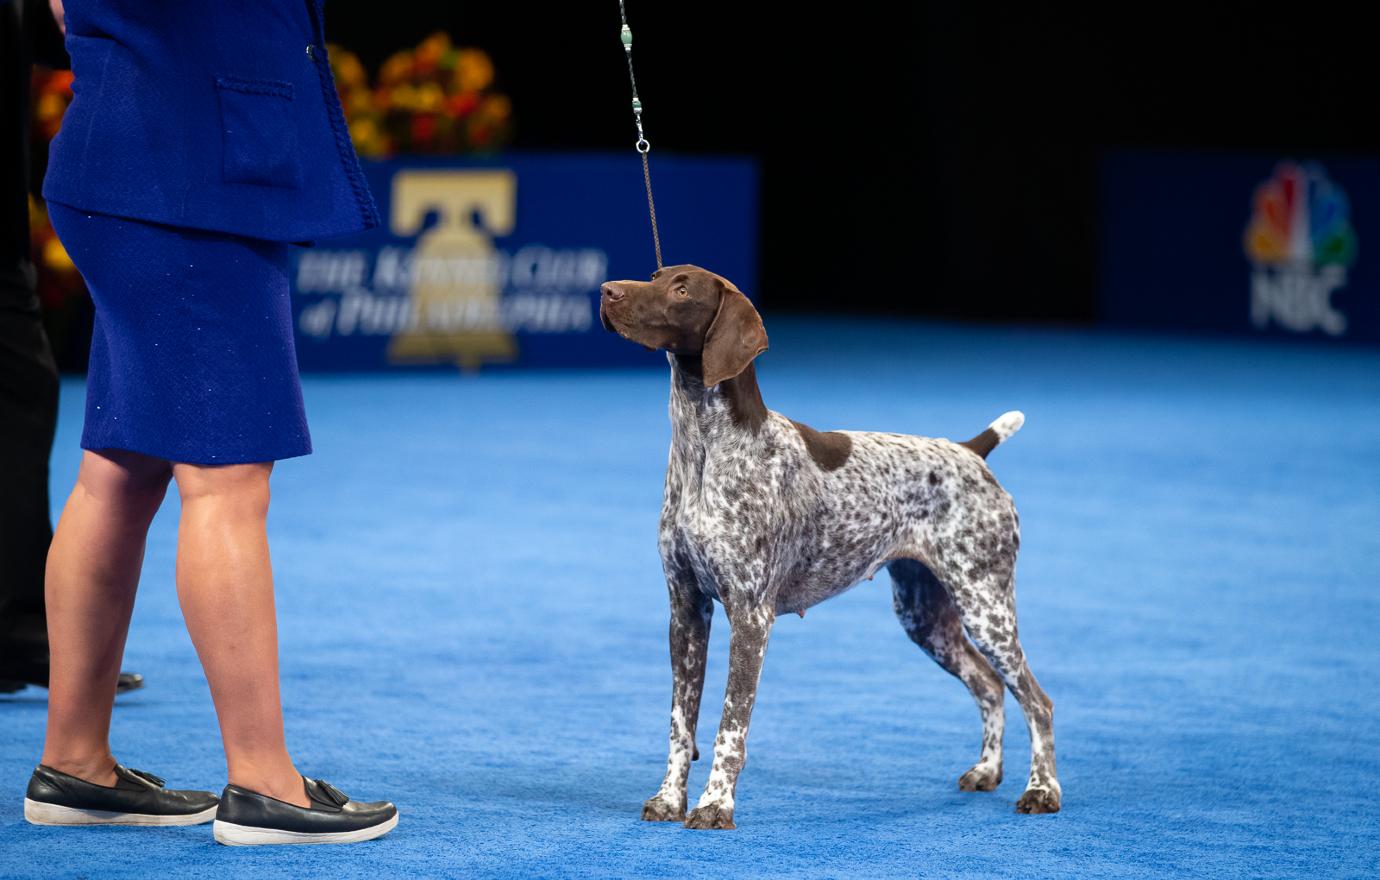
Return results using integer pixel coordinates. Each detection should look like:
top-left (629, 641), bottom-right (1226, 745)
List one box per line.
top-left (790, 420), bottom-right (852, 471)
top-left (960, 428), bottom-right (1000, 459)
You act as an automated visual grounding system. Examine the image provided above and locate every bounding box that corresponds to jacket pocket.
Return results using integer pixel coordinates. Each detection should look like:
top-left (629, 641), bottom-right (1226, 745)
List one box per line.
top-left (215, 77), bottom-right (301, 188)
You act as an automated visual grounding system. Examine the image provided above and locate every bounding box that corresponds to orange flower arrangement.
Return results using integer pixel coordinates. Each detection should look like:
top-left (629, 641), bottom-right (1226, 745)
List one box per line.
top-left (332, 32), bottom-right (513, 157)
top-left (30, 69), bottom-right (83, 311)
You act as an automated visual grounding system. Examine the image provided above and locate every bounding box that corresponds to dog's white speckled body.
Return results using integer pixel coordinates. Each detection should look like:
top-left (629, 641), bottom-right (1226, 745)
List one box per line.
top-left (600, 266), bottom-right (1060, 828)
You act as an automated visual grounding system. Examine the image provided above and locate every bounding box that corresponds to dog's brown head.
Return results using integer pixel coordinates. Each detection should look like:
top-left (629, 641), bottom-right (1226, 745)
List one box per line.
top-left (600, 265), bottom-right (767, 387)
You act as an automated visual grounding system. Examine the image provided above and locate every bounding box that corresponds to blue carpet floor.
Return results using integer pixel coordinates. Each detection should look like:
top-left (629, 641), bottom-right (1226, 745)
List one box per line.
top-left (2, 318), bottom-right (1378, 879)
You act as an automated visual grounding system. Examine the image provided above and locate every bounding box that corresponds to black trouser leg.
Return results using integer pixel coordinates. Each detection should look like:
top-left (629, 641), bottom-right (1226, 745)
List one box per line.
top-left (0, 261), bottom-right (58, 661)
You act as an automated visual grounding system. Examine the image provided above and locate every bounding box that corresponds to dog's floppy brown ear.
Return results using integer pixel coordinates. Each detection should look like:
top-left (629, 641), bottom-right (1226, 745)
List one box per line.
top-left (702, 282), bottom-right (768, 387)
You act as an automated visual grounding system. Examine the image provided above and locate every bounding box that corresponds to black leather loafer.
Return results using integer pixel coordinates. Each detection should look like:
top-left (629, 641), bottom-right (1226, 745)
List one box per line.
top-left (24, 764), bottom-right (218, 826)
top-left (213, 777), bottom-right (398, 846)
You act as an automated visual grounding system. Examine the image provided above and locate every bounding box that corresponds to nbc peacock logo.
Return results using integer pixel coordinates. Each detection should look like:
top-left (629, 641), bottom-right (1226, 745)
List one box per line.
top-left (1243, 161), bottom-right (1357, 336)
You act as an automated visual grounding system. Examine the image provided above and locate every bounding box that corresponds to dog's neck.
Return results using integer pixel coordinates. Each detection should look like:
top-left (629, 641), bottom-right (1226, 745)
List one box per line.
top-left (669, 354), bottom-right (769, 439)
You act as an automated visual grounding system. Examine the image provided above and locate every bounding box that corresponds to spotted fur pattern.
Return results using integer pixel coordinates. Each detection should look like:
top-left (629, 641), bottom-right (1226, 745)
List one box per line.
top-left (641, 356), bottom-right (1061, 828)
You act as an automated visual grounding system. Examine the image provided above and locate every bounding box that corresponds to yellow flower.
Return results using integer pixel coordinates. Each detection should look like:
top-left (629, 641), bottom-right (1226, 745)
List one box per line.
top-left (455, 49), bottom-right (494, 93)
top-left (329, 46), bottom-right (368, 89)
top-left (43, 236), bottom-right (75, 272)
top-left (391, 83), bottom-right (418, 110)
top-left (36, 91), bottom-right (66, 121)
top-left (380, 51), bottom-right (413, 86)
top-left (477, 94), bottom-right (511, 122)
top-left (346, 91), bottom-right (374, 117)
top-left (418, 32), bottom-right (451, 62)
top-left (417, 82), bottom-right (445, 112)
top-left (349, 117), bottom-right (379, 143)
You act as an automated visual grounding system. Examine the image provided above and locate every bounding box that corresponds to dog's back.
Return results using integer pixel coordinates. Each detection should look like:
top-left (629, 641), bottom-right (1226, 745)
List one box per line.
top-left (767, 414), bottom-right (1022, 617)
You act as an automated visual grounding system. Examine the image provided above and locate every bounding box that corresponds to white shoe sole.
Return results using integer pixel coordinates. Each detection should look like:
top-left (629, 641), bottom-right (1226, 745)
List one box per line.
top-left (213, 812), bottom-right (398, 846)
top-left (24, 798), bottom-right (217, 827)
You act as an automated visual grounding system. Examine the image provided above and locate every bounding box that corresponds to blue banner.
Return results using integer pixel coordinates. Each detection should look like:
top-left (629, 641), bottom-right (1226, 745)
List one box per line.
top-left (1100, 151), bottom-right (1378, 344)
top-left (290, 154), bottom-right (758, 370)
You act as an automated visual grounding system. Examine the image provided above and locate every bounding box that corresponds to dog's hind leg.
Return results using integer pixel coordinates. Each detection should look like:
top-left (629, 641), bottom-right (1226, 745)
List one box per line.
top-left (941, 567), bottom-right (1060, 814)
top-left (642, 582), bottom-right (713, 822)
top-left (889, 559), bottom-right (1006, 792)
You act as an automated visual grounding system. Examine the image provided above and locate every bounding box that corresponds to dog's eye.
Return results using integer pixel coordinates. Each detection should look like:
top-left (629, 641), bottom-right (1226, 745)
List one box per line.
top-left (676, 286), bottom-right (689, 298)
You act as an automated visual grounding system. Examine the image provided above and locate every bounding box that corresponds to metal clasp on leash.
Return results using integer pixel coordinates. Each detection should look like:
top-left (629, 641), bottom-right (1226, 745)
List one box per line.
top-left (620, 7), bottom-right (662, 268)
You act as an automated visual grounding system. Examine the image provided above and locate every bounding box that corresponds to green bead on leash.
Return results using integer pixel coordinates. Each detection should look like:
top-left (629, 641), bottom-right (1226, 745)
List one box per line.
top-left (618, 1), bottom-right (662, 268)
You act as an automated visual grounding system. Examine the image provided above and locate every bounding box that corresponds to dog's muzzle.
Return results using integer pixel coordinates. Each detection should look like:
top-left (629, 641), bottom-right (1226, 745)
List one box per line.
top-left (599, 283), bottom-right (624, 333)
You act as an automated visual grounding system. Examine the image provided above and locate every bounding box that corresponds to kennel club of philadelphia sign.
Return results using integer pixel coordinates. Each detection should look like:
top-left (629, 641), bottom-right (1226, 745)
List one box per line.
top-left (288, 155), bottom-right (757, 370)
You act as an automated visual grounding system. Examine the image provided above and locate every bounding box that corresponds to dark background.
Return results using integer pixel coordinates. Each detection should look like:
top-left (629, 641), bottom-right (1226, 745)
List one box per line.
top-left (328, 1), bottom-right (1376, 322)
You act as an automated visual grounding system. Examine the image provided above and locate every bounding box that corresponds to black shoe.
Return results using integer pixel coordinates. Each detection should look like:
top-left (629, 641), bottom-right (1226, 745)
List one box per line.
top-left (25, 764), bottom-right (219, 826)
top-left (214, 777), bottom-right (398, 846)
top-left (0, 652), bottom-right (144, 694)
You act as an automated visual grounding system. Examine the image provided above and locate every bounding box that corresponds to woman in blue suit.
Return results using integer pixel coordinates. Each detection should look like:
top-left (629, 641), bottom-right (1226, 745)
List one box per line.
top-left (23, 0), bottom-right (398, 845)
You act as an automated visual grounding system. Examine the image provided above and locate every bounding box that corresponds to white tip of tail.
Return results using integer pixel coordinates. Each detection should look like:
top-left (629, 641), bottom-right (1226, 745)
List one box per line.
top-left (989, 411), bottom-right (1025, 441)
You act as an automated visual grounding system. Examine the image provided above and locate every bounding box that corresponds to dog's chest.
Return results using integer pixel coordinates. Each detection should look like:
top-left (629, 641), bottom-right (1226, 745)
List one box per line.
top-left (661, 438), bottom-right (786, 539)
top-left (658, 427), bottom-right (791, 586)
top-left (658, 426), bottom-right (908, 607)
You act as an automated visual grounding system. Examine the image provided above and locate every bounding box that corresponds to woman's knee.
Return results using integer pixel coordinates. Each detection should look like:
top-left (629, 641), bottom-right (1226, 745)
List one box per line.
top-left (173, 462), bottom-right (273, 515)
top-left (76, 449), bottom-right (172, 509)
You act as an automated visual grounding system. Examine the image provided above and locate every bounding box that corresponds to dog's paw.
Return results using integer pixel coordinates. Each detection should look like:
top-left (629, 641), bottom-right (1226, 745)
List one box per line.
top-left (641, 795), bottom-right (686, 822)
top-left (958, 765), bottom-right (1002, 792)
top-left (1015, 787), bottom-right (1061, 814)
top-left (684, 802), bottom-right (735, 830)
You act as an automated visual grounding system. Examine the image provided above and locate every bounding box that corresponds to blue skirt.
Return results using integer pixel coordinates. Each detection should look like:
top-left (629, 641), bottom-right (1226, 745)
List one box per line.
top-left (49, 203), bottom-right (312, 464)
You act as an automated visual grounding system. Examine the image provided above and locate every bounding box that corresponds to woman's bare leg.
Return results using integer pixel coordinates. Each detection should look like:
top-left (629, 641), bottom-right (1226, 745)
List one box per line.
top-left (172, 461), bottom-right (309, 807)
top-left (41, 450), bottom-right (171, 784)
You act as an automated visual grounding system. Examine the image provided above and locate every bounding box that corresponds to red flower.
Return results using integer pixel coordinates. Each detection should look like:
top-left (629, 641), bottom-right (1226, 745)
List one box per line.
top-left (411, 113), bottom-right (437, 145)
top-left (447, 93), bottom-right (480, 118)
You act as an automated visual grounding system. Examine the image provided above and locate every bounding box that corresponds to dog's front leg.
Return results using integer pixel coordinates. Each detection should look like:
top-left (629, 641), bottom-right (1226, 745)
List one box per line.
top-left (642, 584), bottom-right (713, 821)
top-left (685, 602), bottom-right (775, 830)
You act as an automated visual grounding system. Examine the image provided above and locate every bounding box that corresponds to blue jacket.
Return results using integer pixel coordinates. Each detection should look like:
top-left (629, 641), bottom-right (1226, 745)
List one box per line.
top-left (43, 0), bottom-right (379, 242)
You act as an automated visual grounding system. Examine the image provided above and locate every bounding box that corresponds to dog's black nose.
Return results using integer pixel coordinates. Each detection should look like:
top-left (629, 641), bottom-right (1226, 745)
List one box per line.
top-left (601, 283), bottom-right (626, 303)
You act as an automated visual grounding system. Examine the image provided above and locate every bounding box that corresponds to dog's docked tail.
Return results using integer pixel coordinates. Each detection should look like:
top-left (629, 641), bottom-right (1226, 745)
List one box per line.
top-left (960, 411), bottom-right (1025, 459)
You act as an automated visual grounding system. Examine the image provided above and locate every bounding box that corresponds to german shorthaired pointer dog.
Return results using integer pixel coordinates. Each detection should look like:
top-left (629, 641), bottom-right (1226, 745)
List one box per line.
top-left (600, 266), bottom-right (1060, 829)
